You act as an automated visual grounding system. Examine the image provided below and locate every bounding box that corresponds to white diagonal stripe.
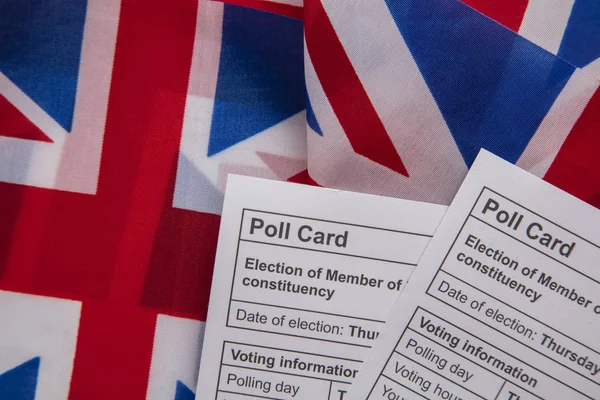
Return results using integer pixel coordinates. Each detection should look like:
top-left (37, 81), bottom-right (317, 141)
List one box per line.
top-left (519, 0), bottom-right (575, 55)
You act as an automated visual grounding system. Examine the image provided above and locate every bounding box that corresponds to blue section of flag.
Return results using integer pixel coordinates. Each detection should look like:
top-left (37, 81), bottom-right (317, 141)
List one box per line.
top-left (384, 0), bottom-right (575, 166)
top-left (306, 88), bottom-right (322, 136)
top-left (174, 380), bottom-right (195, 400)
top-left (208, 5), bottom-right (305, 156)
top-left (558, 0), bottom-right (600, 68)
top-left (0, 0), bottom-right (87, 132)
top-left (0, 357), bottom-right (40, 400)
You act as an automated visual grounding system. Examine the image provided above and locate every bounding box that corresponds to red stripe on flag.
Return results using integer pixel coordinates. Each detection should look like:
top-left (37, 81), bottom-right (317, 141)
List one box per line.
top-left (141, 169), bottom-right (221, 321)
top-left (0, 0), bottom-right (217, 321)
top-left (0, 0), bottom-right (215, 393)
top-left (104, 0), bottom-right (199, 306)
top-left (287, 169), bottom-right (322, 186)
top-left (0, 95), bottom-right (52, 142)
top-left (460, 0), bottom-right (529, 32)
top-left (544, 88), bottom-right (600, 208)
top-left (304, 0), bottom-right (409, 177)
top-left (0, 0), bottom-right (202, 304)
top-left (0, 185), bottom-right (53, 292)
top-left (68, 301), bottom-right (157, 400)
top-left (218, 0), bottom-right (303, 19)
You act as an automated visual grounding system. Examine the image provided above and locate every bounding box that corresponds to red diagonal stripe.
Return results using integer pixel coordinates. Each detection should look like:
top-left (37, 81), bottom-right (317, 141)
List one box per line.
top-left (461, 0), bottom-right (528, 32)
top-left (0, 95), bottom-right (52, 142)
top-left (218, 0), bottom-right (303, 19)
top-left (544, 88), bottom-right (600, 208)
top-left (304, 0), bottom-right (409, 177)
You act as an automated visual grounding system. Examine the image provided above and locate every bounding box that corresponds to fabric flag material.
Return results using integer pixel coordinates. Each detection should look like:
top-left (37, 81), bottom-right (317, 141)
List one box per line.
top-left (304, 0), bottom-right (600, 207)
top-left (0, 0), bottom-right (117, 194)
top-left (1, 0), bottom-right (217, 398)
top-left (218, 0), bottom-right (303, 19)
top-left (175, 0), bottom-right (307, 215)
top-left (1, 0), bottom-right (600, 398)
top-left (225, 0), bottom-right (600, 82)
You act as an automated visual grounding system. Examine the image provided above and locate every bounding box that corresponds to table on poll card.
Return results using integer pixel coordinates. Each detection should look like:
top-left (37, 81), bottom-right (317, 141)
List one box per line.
top-left (348, 150), bottom-right (600, 400)
top-left (196, 175), bottom-right (447, 400)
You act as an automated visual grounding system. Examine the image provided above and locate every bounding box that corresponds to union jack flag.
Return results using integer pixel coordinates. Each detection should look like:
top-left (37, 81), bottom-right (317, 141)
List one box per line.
top-left (301, 0), bottom-right (600, 207)
top-left (214, 0), bottom-right (600, 207)
top-left (1, 0), bottom-right (216, 398)
top-left (1, 0), bottom-right (599, 399)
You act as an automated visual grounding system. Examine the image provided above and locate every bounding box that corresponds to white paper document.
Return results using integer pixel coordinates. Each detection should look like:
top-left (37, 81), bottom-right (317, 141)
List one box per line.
top-left (196, 175), bottom-right (447, 400)
top-left (349, 150), bottom-right (600, 400)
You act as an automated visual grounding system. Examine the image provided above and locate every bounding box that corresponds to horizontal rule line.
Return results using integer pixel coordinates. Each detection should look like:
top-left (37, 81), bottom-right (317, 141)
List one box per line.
top-left (220, 362), bottom-right (352, 384)
top-left (224, 340), bottom-right (363, 363)
top-left (217, 389), bottom-right (285, 400)
top-left (225, 323), bottom-right (372, 348)
top-left (230, 298), bottom-right (386, 323)
top-left (239, 238), bottom-right (416, 265)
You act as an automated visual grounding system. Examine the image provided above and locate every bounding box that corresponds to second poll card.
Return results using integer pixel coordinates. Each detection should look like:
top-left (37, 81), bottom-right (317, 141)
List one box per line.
top-left (349, 150), bottom-right (600, 400)
top-left (196, 175), bottom-right (447, 400)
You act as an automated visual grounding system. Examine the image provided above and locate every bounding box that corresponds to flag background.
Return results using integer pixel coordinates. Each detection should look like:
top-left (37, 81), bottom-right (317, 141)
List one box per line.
top-left (1, 0), bottom-right (599, 398)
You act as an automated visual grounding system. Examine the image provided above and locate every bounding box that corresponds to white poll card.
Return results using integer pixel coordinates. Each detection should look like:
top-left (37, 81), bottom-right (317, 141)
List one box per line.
top-left (196, 175), bottom-right (447, 400)
top-left (348, 150), bottom-right (600, 400)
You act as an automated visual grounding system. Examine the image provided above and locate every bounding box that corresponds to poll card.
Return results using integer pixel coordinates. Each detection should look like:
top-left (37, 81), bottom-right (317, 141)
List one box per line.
top-left (196, 175), bottom-right (447, 399)
top-left (348, 150), bottom-right (600, 400)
